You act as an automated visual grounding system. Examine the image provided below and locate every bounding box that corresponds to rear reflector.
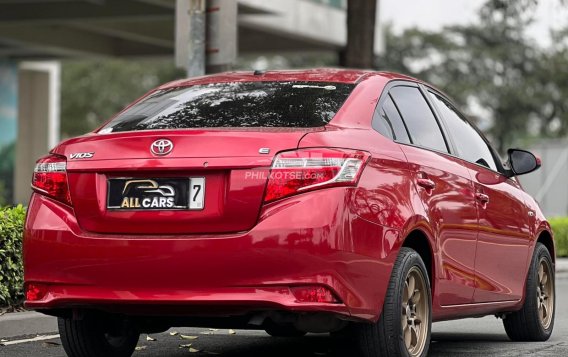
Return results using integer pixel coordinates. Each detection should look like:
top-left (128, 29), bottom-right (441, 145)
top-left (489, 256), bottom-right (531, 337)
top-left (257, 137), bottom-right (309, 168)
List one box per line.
top-left (25, 283), bottom-right (48, 301)
top-left (264, 148), bottom-right (369, 203)
top-left (32, 154), bottom-right (72, 206)
top-left (290, 286), bottom-right (340, 303)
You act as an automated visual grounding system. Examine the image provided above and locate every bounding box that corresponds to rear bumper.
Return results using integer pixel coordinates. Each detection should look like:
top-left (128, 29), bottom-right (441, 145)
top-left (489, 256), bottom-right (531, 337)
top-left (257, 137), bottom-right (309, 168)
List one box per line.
top-left (23, 188), bottom-right (400, 322)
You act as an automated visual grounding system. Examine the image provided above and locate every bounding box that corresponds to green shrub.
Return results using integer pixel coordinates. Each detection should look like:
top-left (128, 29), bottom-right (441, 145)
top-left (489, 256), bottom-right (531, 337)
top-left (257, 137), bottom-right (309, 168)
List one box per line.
top-left (549, 217), bottom-right (568, 258)
top-left (0, 205), bottom-right (26, 307)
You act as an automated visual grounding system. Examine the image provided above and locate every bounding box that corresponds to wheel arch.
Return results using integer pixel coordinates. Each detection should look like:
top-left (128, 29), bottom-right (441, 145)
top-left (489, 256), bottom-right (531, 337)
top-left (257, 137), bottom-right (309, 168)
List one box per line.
top-left (537, 229), bottom-right (555, 263)
top-left (402, 229), bottom-right (434, 289)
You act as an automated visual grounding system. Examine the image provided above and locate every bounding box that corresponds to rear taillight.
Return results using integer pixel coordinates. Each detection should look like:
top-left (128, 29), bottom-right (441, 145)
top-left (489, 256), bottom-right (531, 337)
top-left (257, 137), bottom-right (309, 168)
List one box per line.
top-left (264, 148), bottom-right (369, 203)
top-left (32, 154), bottom-right (72, 206)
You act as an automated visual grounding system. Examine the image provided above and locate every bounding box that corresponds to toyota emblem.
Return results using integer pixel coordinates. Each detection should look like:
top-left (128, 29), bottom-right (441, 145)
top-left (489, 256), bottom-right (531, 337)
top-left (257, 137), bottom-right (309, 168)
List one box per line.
top-left (151, 139), bottom-right (174, 156)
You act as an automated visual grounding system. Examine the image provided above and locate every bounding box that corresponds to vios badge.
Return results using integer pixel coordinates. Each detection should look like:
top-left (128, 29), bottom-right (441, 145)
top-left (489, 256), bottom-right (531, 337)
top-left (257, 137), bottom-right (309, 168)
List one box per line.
top-left (151, 139), bottom-right (173, 156)
top-left (69, 152), bottom-right (94, 159)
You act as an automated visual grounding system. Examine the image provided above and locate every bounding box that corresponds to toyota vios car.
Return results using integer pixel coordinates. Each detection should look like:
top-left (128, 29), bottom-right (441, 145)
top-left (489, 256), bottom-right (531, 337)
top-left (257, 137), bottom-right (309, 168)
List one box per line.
top-left (24, 69), bottom-right (555, 357)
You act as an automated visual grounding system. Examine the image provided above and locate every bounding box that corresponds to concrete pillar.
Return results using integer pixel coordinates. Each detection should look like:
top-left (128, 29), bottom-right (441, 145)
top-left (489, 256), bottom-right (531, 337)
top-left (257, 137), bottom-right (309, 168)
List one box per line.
top-left (14, 62), bottom-right (60, 205)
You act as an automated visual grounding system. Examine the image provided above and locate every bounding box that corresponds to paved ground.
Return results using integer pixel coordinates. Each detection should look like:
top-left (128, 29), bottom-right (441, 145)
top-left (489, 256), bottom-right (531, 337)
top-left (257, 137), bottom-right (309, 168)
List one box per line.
top-left (2, 274), bottom-right (567, 357)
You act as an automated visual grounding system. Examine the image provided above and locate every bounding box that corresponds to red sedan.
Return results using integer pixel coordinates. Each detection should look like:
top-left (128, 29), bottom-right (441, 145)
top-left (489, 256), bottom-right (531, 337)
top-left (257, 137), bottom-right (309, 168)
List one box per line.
top-left (24, 69), bottom-right (555, 357)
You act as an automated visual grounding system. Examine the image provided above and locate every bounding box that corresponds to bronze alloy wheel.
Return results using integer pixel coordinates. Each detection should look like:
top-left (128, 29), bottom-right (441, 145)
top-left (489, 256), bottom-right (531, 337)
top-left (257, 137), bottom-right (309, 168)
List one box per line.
top-left (401, 266), bottom-right (429, 357)
top-left (502, 243), bottom-right (555, 342)
top-left (537, 257), bottom-right (554, 329)
top-left (353, 247), bottom-right (432, 357)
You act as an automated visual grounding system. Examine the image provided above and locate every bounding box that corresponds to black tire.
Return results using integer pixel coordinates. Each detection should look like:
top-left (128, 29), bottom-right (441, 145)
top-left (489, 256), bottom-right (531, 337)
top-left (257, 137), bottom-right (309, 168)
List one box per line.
top-left (58, 313), bottom-right (140, 357)
top-left (354, 247), bottom-right (432, 357)
top-left (264, 321), bottom-right (307, 337)
top-left (503, 242), bottom-right (555, 341)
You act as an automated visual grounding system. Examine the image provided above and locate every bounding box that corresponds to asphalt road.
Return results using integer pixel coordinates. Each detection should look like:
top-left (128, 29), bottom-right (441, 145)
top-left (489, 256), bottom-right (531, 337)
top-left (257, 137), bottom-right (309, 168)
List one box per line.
top-left (2, 277), bottom-right (567, 357)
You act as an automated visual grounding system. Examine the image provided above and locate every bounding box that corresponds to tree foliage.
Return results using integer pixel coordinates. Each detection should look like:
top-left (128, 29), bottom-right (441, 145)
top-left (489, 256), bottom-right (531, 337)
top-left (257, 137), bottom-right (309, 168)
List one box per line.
top-left (376, 0), bottom-right (568, 153)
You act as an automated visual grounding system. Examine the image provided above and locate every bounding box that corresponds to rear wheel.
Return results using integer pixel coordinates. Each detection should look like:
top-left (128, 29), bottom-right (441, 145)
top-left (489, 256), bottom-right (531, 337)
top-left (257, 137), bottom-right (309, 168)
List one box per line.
top-left (354, 247), bottom-right (432, 357)
top-left (58, 313), bottom-right (140, 357)
top-left (503, 242), bottom-right (555, 341)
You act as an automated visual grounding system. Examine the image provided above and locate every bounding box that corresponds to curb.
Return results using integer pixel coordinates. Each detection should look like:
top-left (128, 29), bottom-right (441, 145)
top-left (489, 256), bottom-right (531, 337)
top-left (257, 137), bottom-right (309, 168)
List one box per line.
top-left (0, 311), bottom-right (57, 339)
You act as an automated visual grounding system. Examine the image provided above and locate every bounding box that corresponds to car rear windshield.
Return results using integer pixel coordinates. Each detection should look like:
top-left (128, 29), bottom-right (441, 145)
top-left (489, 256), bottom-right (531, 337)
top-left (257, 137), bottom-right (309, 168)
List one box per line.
top-left (99, 81), bottom-right (356, 132)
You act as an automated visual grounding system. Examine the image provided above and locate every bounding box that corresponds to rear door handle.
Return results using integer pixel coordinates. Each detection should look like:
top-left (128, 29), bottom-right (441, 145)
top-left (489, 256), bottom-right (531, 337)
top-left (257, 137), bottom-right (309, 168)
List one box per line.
top-left (417, 178), bottom-right (436, 190)
top-left (475, 192), bottom-right (490, 204)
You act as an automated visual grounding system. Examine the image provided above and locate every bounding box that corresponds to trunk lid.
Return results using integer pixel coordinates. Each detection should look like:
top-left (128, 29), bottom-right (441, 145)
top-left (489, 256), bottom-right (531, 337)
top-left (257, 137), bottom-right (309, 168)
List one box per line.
top-left (56, 129), bottom-right (314, 235)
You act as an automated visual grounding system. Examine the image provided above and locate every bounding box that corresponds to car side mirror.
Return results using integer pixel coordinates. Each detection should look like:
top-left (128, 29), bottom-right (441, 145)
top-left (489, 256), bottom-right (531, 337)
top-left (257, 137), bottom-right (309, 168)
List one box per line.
top-left (506, 148), bottom-right (541, 177)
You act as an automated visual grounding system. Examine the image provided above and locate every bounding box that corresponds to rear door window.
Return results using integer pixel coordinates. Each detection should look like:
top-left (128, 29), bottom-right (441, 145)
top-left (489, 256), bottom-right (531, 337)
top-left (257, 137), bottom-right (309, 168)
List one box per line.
top-left (389, 86), bottom-right (449, 153)
top-left (428, 91), bottom-right (498, 171)
top-left (100, 81), bottom-right (355, 133)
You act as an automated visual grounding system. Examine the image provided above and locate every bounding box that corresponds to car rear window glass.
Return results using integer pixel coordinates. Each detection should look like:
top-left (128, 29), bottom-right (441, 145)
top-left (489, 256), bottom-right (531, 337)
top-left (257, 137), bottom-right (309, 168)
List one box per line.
top-left (374, 95), bottom-right (412, 144)
top-left (100, 81), bottom-right (355, 132)
top-left (389, 86), bottom-right (449, 153)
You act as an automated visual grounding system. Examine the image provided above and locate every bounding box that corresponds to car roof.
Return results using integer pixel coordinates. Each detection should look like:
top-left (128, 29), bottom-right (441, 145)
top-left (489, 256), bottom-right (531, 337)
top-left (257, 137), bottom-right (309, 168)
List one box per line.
top-left (158, 68), bottom-right (423, 89)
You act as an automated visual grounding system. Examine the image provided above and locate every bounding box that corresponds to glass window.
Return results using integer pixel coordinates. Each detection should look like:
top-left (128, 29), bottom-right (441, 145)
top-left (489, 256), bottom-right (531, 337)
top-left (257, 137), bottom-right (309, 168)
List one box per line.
top-left (100, 81), bottom-right (355, 133)
top-left (389, 86), bottom-right (448, 153)
top-left (374, 95), bottom-right (411, 144)
top-left (428, 91), bottom-right (498, 171)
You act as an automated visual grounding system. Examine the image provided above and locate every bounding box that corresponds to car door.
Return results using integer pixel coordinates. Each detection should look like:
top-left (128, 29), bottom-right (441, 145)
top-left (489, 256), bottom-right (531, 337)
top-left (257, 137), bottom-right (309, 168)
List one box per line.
top-left (427, 91), bottom-right (532, 303)
top-left (383, 84), bottom-right (479, 306)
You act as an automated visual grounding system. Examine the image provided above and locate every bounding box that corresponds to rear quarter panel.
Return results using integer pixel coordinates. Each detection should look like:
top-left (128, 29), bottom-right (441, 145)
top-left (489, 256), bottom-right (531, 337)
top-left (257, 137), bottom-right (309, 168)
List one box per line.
top-left (299, 127), bottom-right (426, 320)
top-left (294, 75), bottom-right (437, 320)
